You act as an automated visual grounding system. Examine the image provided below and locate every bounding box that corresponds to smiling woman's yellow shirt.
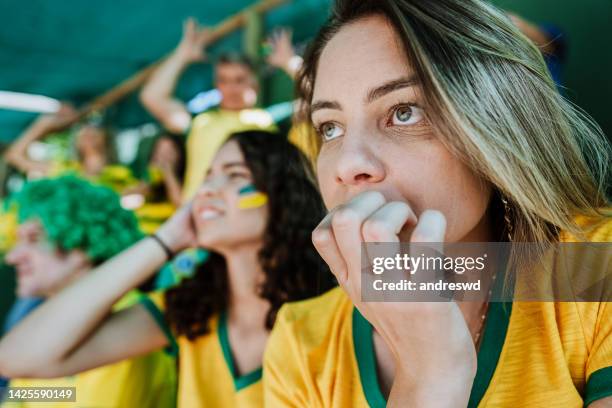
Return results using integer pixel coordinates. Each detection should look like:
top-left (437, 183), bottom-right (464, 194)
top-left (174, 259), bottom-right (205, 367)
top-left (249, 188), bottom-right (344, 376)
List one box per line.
top-left (263, 218), bottom-right (612, 407)
top-left (141, 292), bottom-right (263, 408)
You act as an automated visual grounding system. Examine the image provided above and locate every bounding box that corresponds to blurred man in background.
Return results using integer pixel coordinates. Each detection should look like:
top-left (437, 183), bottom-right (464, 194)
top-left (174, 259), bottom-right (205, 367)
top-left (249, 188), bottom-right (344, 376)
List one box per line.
top-left (141, 18), bottom-right (275, 202)
top-left (1, 176), bottom-right (176, 408)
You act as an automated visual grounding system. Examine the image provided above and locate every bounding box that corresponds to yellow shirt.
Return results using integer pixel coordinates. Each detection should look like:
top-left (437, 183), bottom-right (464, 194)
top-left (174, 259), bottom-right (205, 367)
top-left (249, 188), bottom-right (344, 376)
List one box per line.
top-left (182, 109), bottom-right (276, 201)
top-left (263, 218), bottom-right (612, 407)
top-left (3, 292), bottom-right (178, 408)
top-left (51, 162), bottom-right (139, 194)
top-left (6, 357), bottom-right (176, 408)
top-left (141, 292), bottom-right (263, 407)
top-left (134, 202), bottom-right (175, 235)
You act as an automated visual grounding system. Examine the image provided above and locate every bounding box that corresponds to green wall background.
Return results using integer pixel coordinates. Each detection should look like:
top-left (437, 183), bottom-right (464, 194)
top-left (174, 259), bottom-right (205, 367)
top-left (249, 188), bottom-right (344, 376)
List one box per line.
top-left (492, 0), bottom-right (612, 141)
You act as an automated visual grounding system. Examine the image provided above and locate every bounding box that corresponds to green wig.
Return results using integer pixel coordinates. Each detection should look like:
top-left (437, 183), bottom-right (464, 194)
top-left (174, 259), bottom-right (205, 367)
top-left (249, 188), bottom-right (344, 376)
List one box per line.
top-left (11, 175), bottom-right (143, 263)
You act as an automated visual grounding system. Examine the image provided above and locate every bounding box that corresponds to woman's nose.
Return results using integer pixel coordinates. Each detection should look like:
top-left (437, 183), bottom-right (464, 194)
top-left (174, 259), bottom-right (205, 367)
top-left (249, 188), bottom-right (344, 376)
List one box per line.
top-left (334, 136), bottom-right (385, 187)
top-left (196, 175), bottom-right (226, 198)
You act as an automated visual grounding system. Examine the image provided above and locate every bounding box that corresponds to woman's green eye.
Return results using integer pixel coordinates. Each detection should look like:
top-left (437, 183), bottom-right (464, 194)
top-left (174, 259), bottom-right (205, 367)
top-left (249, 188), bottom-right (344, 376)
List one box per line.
top-left (396, 106), bottom-right (412, 122)
top-left (391, 105), bottom-right (424, 126)
top-left (320, 122), bottom-right (344, 141)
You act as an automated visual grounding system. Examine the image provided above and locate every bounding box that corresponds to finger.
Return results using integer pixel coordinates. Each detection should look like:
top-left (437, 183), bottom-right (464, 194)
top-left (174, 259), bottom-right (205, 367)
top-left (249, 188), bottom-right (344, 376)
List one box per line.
top-left (312, 211), bottom-right (348, 286)
top-left (361, 202), bottom-right (416, 301)
top-left (361, 201), bottom-right (416, 243)
top-left (411, 210), bottom-right (446, 243)
top-left (331, 191), bottom-right (386, 287)
top-left (410, 210), bottom-right (446, 267)
top-left (183, 18), bottom-right (194, 36)
top-left (410, 210), bottom-right (447, 296)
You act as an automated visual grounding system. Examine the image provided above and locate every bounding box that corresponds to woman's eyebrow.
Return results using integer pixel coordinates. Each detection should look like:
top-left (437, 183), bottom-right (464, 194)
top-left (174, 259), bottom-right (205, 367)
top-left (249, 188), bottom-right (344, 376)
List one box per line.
top-left (222, 162), bottom-right (248, 170)
top-left (204, 162), bottom-right (247, 177)
top-left (365, 75), bottom-right (418, 104)
top-left (311, 100), bottom-right (342, 114)
top-left (310, 76), bottom-right (419, 115)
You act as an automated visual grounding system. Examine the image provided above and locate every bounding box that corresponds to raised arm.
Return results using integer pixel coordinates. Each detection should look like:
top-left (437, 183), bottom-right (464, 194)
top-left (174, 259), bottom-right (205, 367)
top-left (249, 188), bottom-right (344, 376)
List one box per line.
top-left (0, 205), bottom-right (196, 378)
top-left (266, 28), bottom-right (302, 80)
top-left (4, 105), bottom-right (78, 176)
top-left (140, 18), bottom-right (210, 134)
top-left (160, 164), bottom-right (183, 207)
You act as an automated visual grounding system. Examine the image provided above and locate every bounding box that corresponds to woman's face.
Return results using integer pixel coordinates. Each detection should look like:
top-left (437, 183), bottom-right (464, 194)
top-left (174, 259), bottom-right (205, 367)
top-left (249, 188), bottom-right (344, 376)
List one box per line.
top-left (76, 126), bottom-right (106, 157)
top-left (312, 15), bottom-right (491, 242)
top-left (191, 139), bottom-right (268, 251)
top-left (151, 137), bottom-right (180, 169)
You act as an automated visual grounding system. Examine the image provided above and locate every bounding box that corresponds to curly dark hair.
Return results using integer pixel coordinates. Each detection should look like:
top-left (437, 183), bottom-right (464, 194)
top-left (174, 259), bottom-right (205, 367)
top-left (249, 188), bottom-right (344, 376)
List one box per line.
top-left (165, 130), bottom-right (336, 340)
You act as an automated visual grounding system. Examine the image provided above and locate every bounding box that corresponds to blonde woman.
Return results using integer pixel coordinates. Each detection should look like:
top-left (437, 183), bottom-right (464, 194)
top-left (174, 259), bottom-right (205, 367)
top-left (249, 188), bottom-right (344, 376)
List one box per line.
top-left (263, 0), bottom-right (611, 407)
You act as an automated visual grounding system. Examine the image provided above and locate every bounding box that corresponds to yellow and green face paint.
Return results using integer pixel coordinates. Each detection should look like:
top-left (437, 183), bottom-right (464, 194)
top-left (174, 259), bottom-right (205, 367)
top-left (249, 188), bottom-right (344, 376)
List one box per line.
top-left (237, 185), bottom-right (268, 209)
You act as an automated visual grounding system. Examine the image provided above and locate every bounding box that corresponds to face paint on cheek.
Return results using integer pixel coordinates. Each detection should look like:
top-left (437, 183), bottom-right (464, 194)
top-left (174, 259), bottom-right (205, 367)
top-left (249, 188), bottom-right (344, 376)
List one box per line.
top-left (237, 184), bottom-right (268, 209)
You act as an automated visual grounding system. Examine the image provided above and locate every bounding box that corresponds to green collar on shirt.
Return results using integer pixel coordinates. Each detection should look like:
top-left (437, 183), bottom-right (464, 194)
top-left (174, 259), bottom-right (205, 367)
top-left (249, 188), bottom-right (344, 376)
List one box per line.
top-left (138, 294), bottom-right (179, 357)
top-left (218, 310), bottom-right (263, 391)
top-left (353, 269), bottom-right (513, 408)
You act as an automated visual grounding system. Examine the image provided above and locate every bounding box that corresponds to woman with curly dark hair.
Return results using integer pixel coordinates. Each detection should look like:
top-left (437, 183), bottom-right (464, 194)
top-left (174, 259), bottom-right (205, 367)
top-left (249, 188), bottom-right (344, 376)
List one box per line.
top-left (0, 130), bottom-right (335, 407)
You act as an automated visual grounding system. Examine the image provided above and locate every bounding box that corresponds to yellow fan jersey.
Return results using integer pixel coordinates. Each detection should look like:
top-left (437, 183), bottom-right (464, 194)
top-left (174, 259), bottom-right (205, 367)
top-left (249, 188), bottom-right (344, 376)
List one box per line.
top-left (263, 218), bottom-right (612, 407)
top-left (51, 162), bottom-right (139, 194)
top-left (3, 291), bottom-right (177, 408)
top-left (134, 202), bottom-right (176, 235)
top-left (181, 109), bottom-right (276, 201)
top-left (140, 292), bottom-right (263, 407)
top-left (6, 356), bottom-right (176, 408)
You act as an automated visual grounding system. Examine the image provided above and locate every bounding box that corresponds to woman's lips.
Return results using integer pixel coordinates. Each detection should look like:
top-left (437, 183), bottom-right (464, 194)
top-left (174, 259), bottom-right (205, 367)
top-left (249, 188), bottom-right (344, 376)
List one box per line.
top-left (197, 207), bottom-right (224, 221)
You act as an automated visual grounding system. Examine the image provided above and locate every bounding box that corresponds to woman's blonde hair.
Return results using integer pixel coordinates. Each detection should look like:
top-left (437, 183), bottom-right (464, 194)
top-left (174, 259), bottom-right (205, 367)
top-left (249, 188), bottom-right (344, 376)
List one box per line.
top-left (298, 0), bottom-right (610, 244)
